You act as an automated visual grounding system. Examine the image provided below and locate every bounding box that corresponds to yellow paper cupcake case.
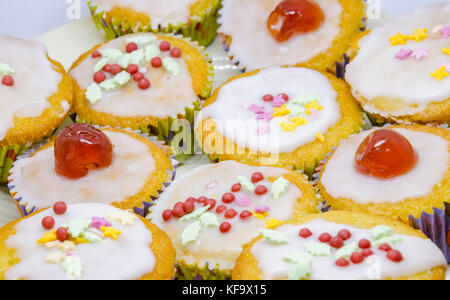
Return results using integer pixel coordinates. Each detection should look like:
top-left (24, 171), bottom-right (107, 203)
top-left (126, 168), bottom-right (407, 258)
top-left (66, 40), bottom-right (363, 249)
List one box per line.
top-left (87, 0), bottom-right (222, 47)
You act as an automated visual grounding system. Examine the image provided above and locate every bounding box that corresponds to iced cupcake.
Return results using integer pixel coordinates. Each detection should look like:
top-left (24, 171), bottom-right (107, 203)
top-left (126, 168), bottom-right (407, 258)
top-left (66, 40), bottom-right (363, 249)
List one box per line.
top-left (70, 33), bottom-right (213, 143)
top-left (318, 125), bottom-right (449, 223)
top-left (150, 160), bottom-right (319, 279)
top-left (233, 211), bottom-right (447, 280)
top-left (0, 202), bottom-right (175, 280)
top-left (195, 67), bottom-right (364, 174)
top-left (0, 34), bottom-right (73, 183)
top-left (8, 123), bottom-right (173, 216)
top-left (218, 0), bottom-right (366, 72)
top-left (345, 3), bottom-right (450, 124)
top-left (87, 0), bottom-right (221, 46)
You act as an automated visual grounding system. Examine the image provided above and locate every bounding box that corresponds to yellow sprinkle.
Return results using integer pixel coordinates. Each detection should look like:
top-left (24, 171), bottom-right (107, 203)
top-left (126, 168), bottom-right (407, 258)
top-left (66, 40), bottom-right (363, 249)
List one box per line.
top-left (74, 237), bottom-right (90, 244)
top-left (409, 28), bottom-right (428, 42)
top-left (281, 123), bottom-right (296, 132)
top-left (316, 132), bottom-right (325, 143)
top-left (291, 117), bottom-right (307, 126)
top-left (36, 230), bottom-right (57, 244)
top-left (430, 66), bottom-right (449, 81)
top-left (265, 218), bottom-right (283, 229)
top-left (305, 101), bottom-right (323, 115)
top-left (272, 105), bottom-right (290, 117)
top-left (442, 48), bottom-right (450, 55)
top-left (100, 226), bottom-right (122, 240)
top-left (252, 210), bottom-right (268, 221)
top-left (389, 33), bottom-right (409, 46)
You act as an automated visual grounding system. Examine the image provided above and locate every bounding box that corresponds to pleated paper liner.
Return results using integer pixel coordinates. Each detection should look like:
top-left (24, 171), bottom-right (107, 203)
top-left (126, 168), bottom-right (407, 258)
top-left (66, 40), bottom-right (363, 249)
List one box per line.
top-left (176, 261), bottom-right (230, 280)
top-left (87, 0), bottom-right (221, 47)
top-left (0, 144), bottom-right (27, 184)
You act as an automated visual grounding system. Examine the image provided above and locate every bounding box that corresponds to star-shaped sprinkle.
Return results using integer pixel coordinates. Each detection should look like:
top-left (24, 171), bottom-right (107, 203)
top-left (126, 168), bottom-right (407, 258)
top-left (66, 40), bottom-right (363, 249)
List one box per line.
top-left (441, 62), bottom-right (450, 72)
top-left (254, 205), bottom-right (270, 213)
top-left (443, 48), bottom-right (450, 55)
top-left (440, 26), bottom-right (450, 39)
top-left (248, 104), bottom-right (265, 114)
top-left (272, 105), bottom-right (290, 117)
top-left (252, 210), bottom-right (268, 220)
top-left (107, 212), bottom-right (136, 226)
top-left (281, 122), bottom-right (296, 132)
top-left (74, 237), bottom-right (90, 244)
top-left (256, 112), bottom-right (273, 121)
top-left (412, 48), bottom-right (429, 60)
top-left (395, 49), bottom-right (413, 60)
top-left (90, 216), bottom-right (111, 230)
top-left (37, 230), bottom-right (57, 244)
top-left (389, 33), bottom-right (409, 46)
top-left (430, 66), bottom-right (449, 81)
top-left (57, 241), bottom-right (76, 251)
top-left (409, 28), bottom-right (428, 42)
top-left (265, 218), bottom-right (283, 229)
top-left (272, 95), bottom-right (288, 107)
top-left (100, 226), bottom-right (122, 240)
top-left (291, 117), bottom-right (307, 126)
top-left (236, 195), bottom-right (251, 207)
top-left (305, 101), bottom-right (323, 115)
top-left (316, 132), bottom-right (325, 143)
top-left (45, 252), bottom-right (67, 264)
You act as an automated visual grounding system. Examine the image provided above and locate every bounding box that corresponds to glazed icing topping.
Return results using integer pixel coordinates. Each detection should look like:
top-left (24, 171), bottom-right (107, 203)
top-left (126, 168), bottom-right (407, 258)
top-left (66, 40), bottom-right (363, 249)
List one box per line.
top-left (70, 33), bottom-right (197, 118)
top-left (0, 34), bottom-right (63, 140)
top-left (199, 67), bottom-right (341, 153)
top-left (251, 219), bottom-right (446, 280)
top-left (10, 130), bottom-right (156, 209)
top-left (320, 128), bottom-right (449, 204)
top-left (218, 0), bottom-right (342, 71)
top-left (345, 3), bottom-right (450, 116)
top-left (151, 160), bottom-right (303, 270)
top-left (93, 0), bottom-right (197, 28)
top-left (4, 203), bottom-right (155, 280)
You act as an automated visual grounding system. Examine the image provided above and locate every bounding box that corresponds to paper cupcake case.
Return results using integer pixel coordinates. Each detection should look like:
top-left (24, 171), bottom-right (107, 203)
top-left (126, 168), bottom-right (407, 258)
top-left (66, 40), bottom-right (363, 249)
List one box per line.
top-left (87, 0), bottom-right (221, 47)
top-left (0, 144), bottom-right (28, 184)
top-left (7, 127), bottom-right (179, 218)
top-left (176, 261), bottom-right (229, 280)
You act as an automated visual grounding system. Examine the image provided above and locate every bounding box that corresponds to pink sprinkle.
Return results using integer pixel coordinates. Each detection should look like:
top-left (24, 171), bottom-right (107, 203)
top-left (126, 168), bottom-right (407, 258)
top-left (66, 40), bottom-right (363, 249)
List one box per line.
top-left (248, 104), bottom-right (265, 114)
top-left (91, 217), bottom-right (111, 229)
top-left (257, 112), bottom-right (273, 121)
top-left (412, 48), bottom-right (429, 60)
top-left (206, 180), bottom-right (218, 189)
top-left (254, 205), bottom-right (270, 213)
top-left (256, 126), bottom-right (270, 135)
top-left (440, 26), bottom-right (450, 39)
top-left (395, 49), bottom-right (413, 60)
top-left (236, 195), bottom-right (251, 207)
top-left (272, 95), bottom-right (287, 107)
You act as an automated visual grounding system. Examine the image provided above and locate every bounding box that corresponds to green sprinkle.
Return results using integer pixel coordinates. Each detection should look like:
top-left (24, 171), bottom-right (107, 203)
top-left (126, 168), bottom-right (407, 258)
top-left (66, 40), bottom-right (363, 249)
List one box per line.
top-left (271, 177), bottom-right (291, 199)
top-left (162, 57), bottom-right (180, 76)
top-left (61, 255), bottom-right (83, 279)
top-left (373, 235), bottom-right (403, 247)
top-left (287, 103), bottom-right (306, 117)
top-left (180, 205), bottom-right (210, 222)
top-left (94, 57), bottom-right (110, 72)
top-left (304, 242), bottom-right (332, 257)
top-left (181, 221), bottom-right (202, 246)
top-left (237, 176), bottom-right (255, 192)
top-left (112, 71), bottom-right (131, 85)
top-left (81, 231), bottom-right (102, 243)
top-left (67, 218), bottom-right (90, 238)
top-left (100, 48), bottom-right (123, 61)
top-left (260, 229), bottom-right (289, 245)
top-left (287, 257), bottom-right (312, 280)
top-left (283, 252), bottom-right (313, 264)
top-left (99, 78), bottom-right (118, 92)
top-left (126, 35), bottom-right (156, 47)
top-left (117, 53), bottom-right (132, 69)
top-left (85, 83), bottom-right (102, 104)
top-left (371, 226), bottom-right (393, 240)
top-left (290, 94), bottom-right (319, 106)
top-left (144, 44), bottom-right (160, 61)
top-left (335, 242), bottom-right (359, 259)
top-left (129, 49), bottom-right (144, 65)
top-left (199, 212), bottom-right (219, 228)
top-left (0, 62), bottom-right (15, 76)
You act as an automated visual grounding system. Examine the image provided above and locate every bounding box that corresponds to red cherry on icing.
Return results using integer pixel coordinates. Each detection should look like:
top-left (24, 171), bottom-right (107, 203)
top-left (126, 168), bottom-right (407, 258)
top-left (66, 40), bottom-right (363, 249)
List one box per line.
top-left (103, 64), bottom-right (112, 73)
top-left (350, 252), bottom-right (364, 264)
top-left (205, 199), bottom-right (216, 210)
top-left (159, 41), bottom-right (171, 51)
top-left (110, 64), bottom-right (122, 75)
top-left (329, 236), bottom-right (344, 249)
top-left (220, 222), bottom-right (231, 233)
top-left (183, 201), bottom-right (195, 214)
top-left (54, 123), bottom-right (113, 180)
top-left (42, 216), bottom-right (55, 230)
top-left (216, 205), bottom-right (227, 214)
top-left (93, 71), bottom-right (106, 83)
top-left (355, 129), bottom-right (417, 179)
top-left (162, 209), bottom-right (173, 221)
top-left (387, 250), bottom-right (403, 262)
top-left (151, 57), bottom-right (162, 68)
top-left (172, 206), bottom-right (184, 218)
top-left (299, 228), bottom-right (312, 238)
top-left (126, 42), bottom-right (138, 53)
top-left (379, 244), bottom-right (392, 252)
top-left (2, 75), bottom-right (14, 86)
top-left (197, 196), bottom-right (207, 203)
top-left (170, 47), bottom-right (182, 58)
top-left (319, 233), bottom-right (332, 243)
top-left (224, 209), bottom-right (237, 219)
top-left (362, 249), bottom-right (373, 257)
top-left (262, 94), bottom-right (274, 102)
top-left (56, 227), bottom-right (69, 242)
top-left (126, 64), bottom-right (139, 74)
top-left (91, 50), bottom-right (101, 58)
top-left (255, 185), bottom-right (268, 196)
top-left (267, 0), bottom-right (325, 42)
top-left (133, 72), bottom-right (144, 82)
top-left (138, 78), bottom-right (151, 90)
top-left (222, 193), bottom-right (235, 204)
top-left (358, 239), bottom-right (371, 249)
top-left (240, 210), bottom-right (252, 220)
top-left (231, 183), bottom-right (241, 192)
top-left (251, 172), bottom-right (264, 183)
top-left (335, 258), bottom-right (349, 267)
top-left (338, 229), bottom-right (351, 241)
top-left (53, 201), bottom-right (67, 215)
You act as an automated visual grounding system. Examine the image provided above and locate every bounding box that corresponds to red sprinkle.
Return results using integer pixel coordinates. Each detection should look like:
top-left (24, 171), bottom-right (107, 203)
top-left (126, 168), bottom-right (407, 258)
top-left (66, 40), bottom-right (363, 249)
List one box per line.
top-left (159, 41), bottom-right (171, 51)
top-left (362, 249), bottom-right (374, 257)
top-left (251, 172), bottom-right (264, 183)
top-left (299, 228), bottom-right (312, 238)
top-left (231, 183), bottom-right (241, 193)
top-left (329, 236), bottom-right (344, 249)
top-left (338, 229), bottom-right (352, 241)
top-left (379, 244), bottom-right (392, 252)
top-left (56, 227), bottom-right (69, 242)
top-left (185, 197), bottom-right (196, 204)
top-left (172, 207), bottom-right (184, 218)
top-left (319, 233), bottom-right (332, 243)
top-left (183, 201), bottom-right (195, 214)
top-left (170, 47), bottom-right (182, 58)
top-left (41, 216), bottom-right (55, 230)
top-left (240, 210), bottom-right (252, 220)
top-left (262, 94), bottom-right (274, 102)
top-left (278, 93), bottom-right (289, 101)
top-left (91, 50), bottom-right (101, 58)
top-left (133, 72), bottom-right (144, 81)
top-left (53, 201), bottom-right (67, 215)
top-left (162, 209), bottom-right (173, 221)
top-left (138, 78), bottom-right (151, 90)
top-left (255, 185), bottom-right (268, 196)
top-left (387, 250), bottom-right (403, 262)
top-left (222, 193), bottom-right (235, 204)
top-left (220, 222), bottom-right (231, 233)
top-left (216, 205), bottom-right (227, 214)
top-left (110, 64), bottom-right (122, 75)
top-left (350, 252), bottom-right (364, 264)
top-left (2, 75), bottom-right (14, 86)
top-left (335, 258), bottom-right (349, 267)
top-left (197, 196), bottom-right (207, 203)
top-left (93, 71), bottom-right (106, 83)
top-left (126, 64), bottom-right (139, 74)
top-left (126, 42), bottom-right (138, 53)
top-left (224, 209), bottom-right (238, 219)
top-left (358, 239), bottom-right (371, 249)
top-left (205, 199), bottom-right (216, 210)
top-left (151, 57), bottom-right (162, 68)
top-left (103, 64), bottom-right (112, 73)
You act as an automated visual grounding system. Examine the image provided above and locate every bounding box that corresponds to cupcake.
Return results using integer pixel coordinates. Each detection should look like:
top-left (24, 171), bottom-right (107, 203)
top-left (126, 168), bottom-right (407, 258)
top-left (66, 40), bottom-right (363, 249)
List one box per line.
top-left (317, 125), bottom-right (449, 223)
top-left (345, 3), bottom-right (450, 125)
top-left (87, 0), bottom-right (221, 46)
top-left (0, 202), bottom-right (175, 280)
top-left (233, 211), bottom-right (447, 280)
top-left (150, 160), bottom-right (319, 279)
top-left (195, 67), bottom-right (364, 175)
top-left (218, 0), bottom-right (366, 72)
top-left (70, 33), bottom-right (213, 144)
top-left (0, 34), bottom-right (73, 183)
top-left (8, 123), bottom-right (173, 216)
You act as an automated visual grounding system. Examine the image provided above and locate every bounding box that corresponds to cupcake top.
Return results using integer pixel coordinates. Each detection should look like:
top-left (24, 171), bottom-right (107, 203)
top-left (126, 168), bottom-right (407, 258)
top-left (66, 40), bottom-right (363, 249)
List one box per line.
top-left (249, 218), bottom-right (446, 280)
top-left (218, 0), bottom-right (343, 71)
top-left (198, 67), bottom-right (341, 153)
top-left (70, 33), bottom-right (198, 119)
top-left (320, 127), bottom-right (449, 204)
top-left (92, 0), bottom-right (198, 28)
top-left (0, 34), bottom-right (65, 141)
top-left (9, 125), bottom-right (171, 214)
top-left (3, 203), bottom-right (155, 280)
top-left (151, 160), bottom-right (317, 271)
top-left (345, 3), bottom-right (450, 116)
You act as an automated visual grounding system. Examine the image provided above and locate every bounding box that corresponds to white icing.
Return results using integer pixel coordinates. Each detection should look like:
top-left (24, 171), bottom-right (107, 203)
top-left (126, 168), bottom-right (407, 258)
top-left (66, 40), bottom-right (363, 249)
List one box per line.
top-left (198, 67), bottom-right (341, 153)
top-left (93, 0), bottom-right (197, 28)
top-left (0, 35), bottom-right (62, 141)
top-left (320, 128), bottom-right (449, 204)
top-left (4, 203), bottom-right (155, 280)
top-left (345, 3), bottom-right (450, 115)
top-left (10, 130), bottom-right (156, 209)
top-left (251, 219), bottom-right (447, 280)
top-left (151, 160), bottom-right (304, 270)
top-left (218, 0), bottom-right (343, 71)
top-left (70, 33), bottom-right (197, 118)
